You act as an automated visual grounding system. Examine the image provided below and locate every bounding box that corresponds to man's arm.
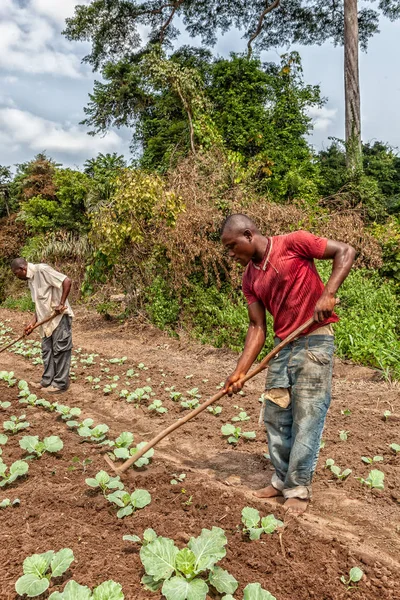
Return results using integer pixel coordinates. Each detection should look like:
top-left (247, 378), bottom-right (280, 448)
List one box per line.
top-left (314, 239), bottom-right (356, 322)
top-left (224, 301), bottom-right (266, 395)
top-left (54, 277), bottom-right (72, 313)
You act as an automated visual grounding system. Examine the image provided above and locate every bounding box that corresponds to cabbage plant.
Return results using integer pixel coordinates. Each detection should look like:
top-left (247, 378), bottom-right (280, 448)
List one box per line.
top-left (15, 548), bottom-right (74, 597)
top-left (241, 508), bottom-right (283, 540)
top-left (19, 435), bottom-right (63, 458)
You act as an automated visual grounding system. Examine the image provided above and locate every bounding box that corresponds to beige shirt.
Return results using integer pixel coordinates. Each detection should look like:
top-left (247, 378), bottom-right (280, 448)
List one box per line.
top-left (27, 263), bottom-right (74, 338)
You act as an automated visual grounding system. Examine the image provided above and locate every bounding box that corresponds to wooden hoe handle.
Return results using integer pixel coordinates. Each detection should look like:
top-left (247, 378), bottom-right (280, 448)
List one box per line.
top-left (106, 316), bottom-right (317, 476)
top-left (0, 311), bottom-right (63, 354)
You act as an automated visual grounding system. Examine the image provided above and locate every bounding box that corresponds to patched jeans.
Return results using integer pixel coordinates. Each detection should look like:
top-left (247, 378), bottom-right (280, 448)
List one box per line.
top-left (264, 334), bottom-right (334, 500)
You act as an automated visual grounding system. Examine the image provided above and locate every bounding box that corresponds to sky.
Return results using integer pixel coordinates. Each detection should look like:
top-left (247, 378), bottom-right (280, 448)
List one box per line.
top-left (0, 0), bottom-right (399, 169)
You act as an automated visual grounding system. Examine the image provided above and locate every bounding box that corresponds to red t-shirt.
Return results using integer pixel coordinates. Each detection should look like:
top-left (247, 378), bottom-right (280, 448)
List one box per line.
top-left (242, 231), bottom-right (339, 338)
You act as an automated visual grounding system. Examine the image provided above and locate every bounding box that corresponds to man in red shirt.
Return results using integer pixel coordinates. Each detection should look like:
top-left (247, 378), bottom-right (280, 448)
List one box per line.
top-left (222, 214), bottom-right (355, 514)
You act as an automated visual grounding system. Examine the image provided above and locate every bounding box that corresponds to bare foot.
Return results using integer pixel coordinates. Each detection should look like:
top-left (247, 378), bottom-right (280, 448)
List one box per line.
top-left (284, 497), bottom-right (309, 514)
top-left (253, 485), bottom-right (283, 499)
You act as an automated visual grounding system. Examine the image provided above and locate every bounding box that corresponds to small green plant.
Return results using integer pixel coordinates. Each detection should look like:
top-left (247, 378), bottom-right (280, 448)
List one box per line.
top-left (148, 400), bottom-right (168, 414)
top-left (138, 362), bottom-right (148, 370)
top-left (340, 566), bottom-right (364, 589)
top-left (0, 370), bottom-right (17, 386)
top-left (68, 456), bottom-right (92, 473)
top-left (390, 443), bottom-right (400, 454)
top-left (107, 431), bottom-right (134, 449)
top-left (139, 526), bottom-right (238, 599)
top-left (107, 488), bottom-right (151, 518)
top-left (339, 430), bottom-right (349, 441)
top-left (0, 460), bottom-right (28, 487)
top-left (15, 548), bottom-right (74, 597)
top-left (3, 415), bottom-right (30, 434)
top-left (171, 473), bottom-right (186, 485)
top-left (186, 387), bottom-right (201, 400)
top-left (112, 441), bottom-right (154, 467)
top-left (170, 391), bottom-right (183, 401)
top-left (356, 469), bottom-right (385, 490)
top-left (207, 406), bottom-right (222, 416)
top-left (181, 398), bottom-right (200, 409)
top-left (73, 419), bottom-right (109, 442)
top-left (383, 410), bottom-right (392, 421)
top-left (85, 470), bottom-right (124, 496)
top-left (103, 383), bottom-right (118, 395)
top-left (0, 434), bottom-right (7, 445)
top-left (0, 401), bottom-right (11, 409)
top-left (109, 356), bottom-right (127, 364)
top-left (221, 424), bottom-right (256, 444)
top-left (232, 411), bottom-right (250, 422)
top-left (126, 386), bottom-right (152, 405)
top-left (325, 459), bottom-right (352, 480)
top-left (241, 507), bottom-right (283, 540)
top-left (48, 579), bottom-right (124, 599)
top-left (224, 583), bottom-right (277, 599)
top-left (55, 404), bottom-right (81, 425)
top-left (341, 408), bottom-right (351, 416)
top-left (123, 528), bottom-right (157, 545)
top-left (19, 435), bottom-right (63, 458)
top-left (126, 368), bottom-right (137, 378)
top-left (361, 455), bottom-right (383, 464)
top-left (0, 498), bottom-right (20, 508)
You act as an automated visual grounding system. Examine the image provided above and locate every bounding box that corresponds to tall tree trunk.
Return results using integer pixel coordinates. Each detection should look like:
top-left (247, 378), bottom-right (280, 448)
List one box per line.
top-left (344, 0), bottom-right (362, 172)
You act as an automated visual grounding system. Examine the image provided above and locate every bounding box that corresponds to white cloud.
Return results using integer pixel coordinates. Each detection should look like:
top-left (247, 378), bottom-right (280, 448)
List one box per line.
top-left (308, 106), bottom-right (338, 131)
top-left (0, 0), bottom-right (88, 78)
top-left (31, 0), bottom-right (90, 26)
top-left (0, 106), bottom-right (124, 156)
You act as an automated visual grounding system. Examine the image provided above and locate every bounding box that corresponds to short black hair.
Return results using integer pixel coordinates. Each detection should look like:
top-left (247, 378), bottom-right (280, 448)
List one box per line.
top-left (220, 214), bottom-right (259, 236)
top-left (10, 257), bottom-right (27, 271)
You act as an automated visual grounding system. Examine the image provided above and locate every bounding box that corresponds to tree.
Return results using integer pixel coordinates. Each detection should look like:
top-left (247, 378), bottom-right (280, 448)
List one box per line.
top-left (0, 166), bottom-right (12, 218)
top-left (64, 1), bottom-right (400, 168)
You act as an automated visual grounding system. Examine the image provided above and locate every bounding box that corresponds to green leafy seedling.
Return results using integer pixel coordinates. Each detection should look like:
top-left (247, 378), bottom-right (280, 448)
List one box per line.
top-left (207, 406), bottom-right (222, 416)
top-left (123, 528), bottom-right (158, 546)
top-left (113, 442), bottom-right (154, 468)
top-left (325, 459), bottom-right (351, 480)
top-left (0, 401), bottom-right (11, 410)
top-left (103, 383), bottom-right (118, 395)
top-left (361, 455), bottom-right (383, 464)
top-left (356, 469), bottom-right (385, 490)
top-left (0, 370), bottom-right (17, 387)
top-left (0, 498), bottom-right (20, 508)
top-left (139, 526), bottom-right (238, 599)
top-left (20, 436), bottom-right (63, 458)
top-left (186, 387), bottom-right (201, 399)
top-left (221, 424), bottom-right (256, 444)
top-left (3, 415), bottom-right (30, 434)
top-left (107, 488), bottom-right (151, 518)
top-left (383, 410), bottom-right (391, 421)
top-left (148, 400), bottom-right (167, 414)
top-left (15, 548), bottom-right (74, 597)
top-left (241, 507), bottom-right (283, 540)
top-left (339, 430), bottom-right (349, 441)
top-left (341, 408), bottom-right (351, 416)
top-left (390, 443), bottom-right (400, 454)
top-left (170, 391), bottom-right (182, 402)
top-left (181, 398), bottom-right (200, 409)
top-left (85, 470), bottom-right (124, 496)
top-left (340, 566), bottom-right (364, 589)
top-left (77, 421), bottom-right (109, 442)
top-left (48, 579), bottom-right (124, 599)
top-left (171, 473), bottom-right (186, 485)
top-left (109, 356), bottom-right (127, 364)
top-left (138, 362), bottom-right (148, 370)
top-left (231, 411), bottom-right (250, 422)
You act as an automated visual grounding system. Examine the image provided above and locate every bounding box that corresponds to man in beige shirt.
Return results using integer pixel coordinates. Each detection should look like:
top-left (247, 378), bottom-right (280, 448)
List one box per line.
top-left (11, 258), bottom-right (74, 393)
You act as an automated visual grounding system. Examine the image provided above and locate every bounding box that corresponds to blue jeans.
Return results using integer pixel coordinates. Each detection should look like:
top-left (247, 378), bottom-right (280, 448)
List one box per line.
top-left (264, 334), bottom-right (334, 499)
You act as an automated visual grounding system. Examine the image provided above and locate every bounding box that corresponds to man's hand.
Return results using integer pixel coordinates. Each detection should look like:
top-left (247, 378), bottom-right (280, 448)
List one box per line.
top-left (54, 304), bottom-right (66, 314)
top-left (24, 320), bottom-right (37, 336)
top-left (314, 291), bottom-right (336, 323)
top-left (224, 371), bottom-right (246, 396)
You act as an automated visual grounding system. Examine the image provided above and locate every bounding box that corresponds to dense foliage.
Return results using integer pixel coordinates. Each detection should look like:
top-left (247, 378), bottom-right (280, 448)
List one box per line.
top-left (1, 51), bottom-right (400, 378)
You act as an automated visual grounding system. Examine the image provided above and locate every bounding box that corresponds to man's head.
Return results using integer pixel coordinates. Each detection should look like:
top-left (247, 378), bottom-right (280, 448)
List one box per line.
top-left (10, 257), bottom-right (28, 280)
top-left (220, 214), bottom-right (261, 267)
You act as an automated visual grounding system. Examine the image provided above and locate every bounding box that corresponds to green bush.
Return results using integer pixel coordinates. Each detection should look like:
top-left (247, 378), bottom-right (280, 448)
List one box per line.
top-left (145, 277), bottom-right (180, 331)
top-left (1, 294), bottom-right (35, 312)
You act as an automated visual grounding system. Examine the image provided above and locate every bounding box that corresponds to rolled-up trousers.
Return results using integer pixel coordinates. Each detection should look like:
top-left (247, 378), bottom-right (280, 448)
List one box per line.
top-left (40, 315), bottom-right (72, 391)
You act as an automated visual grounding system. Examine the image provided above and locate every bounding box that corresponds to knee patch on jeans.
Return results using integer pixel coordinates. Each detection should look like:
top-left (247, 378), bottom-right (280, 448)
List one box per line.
top-left (265, 388), bottom-right (291, 408)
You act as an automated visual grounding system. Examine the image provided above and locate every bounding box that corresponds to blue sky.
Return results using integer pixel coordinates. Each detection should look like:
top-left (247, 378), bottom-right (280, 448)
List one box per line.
top-left (1, 0), bottom-right (399, 169)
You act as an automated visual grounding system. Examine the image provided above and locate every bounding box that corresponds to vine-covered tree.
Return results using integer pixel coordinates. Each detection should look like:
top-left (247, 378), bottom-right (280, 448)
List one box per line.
top-left (65, 1), bottom-right (400, 169)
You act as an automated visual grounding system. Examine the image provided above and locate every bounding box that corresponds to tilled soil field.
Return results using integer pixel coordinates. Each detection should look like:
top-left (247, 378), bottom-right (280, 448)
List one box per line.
top-left (0, 307), bottom-right (399, 599)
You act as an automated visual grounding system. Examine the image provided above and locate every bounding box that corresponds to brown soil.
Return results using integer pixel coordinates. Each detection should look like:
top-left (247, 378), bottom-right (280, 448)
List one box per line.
top-left (0, 307), bottom-right (399, 600)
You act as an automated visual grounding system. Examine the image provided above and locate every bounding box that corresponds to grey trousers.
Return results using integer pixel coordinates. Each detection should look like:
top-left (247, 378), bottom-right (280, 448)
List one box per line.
top-left (41, 316), bottom-right (72, 391)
